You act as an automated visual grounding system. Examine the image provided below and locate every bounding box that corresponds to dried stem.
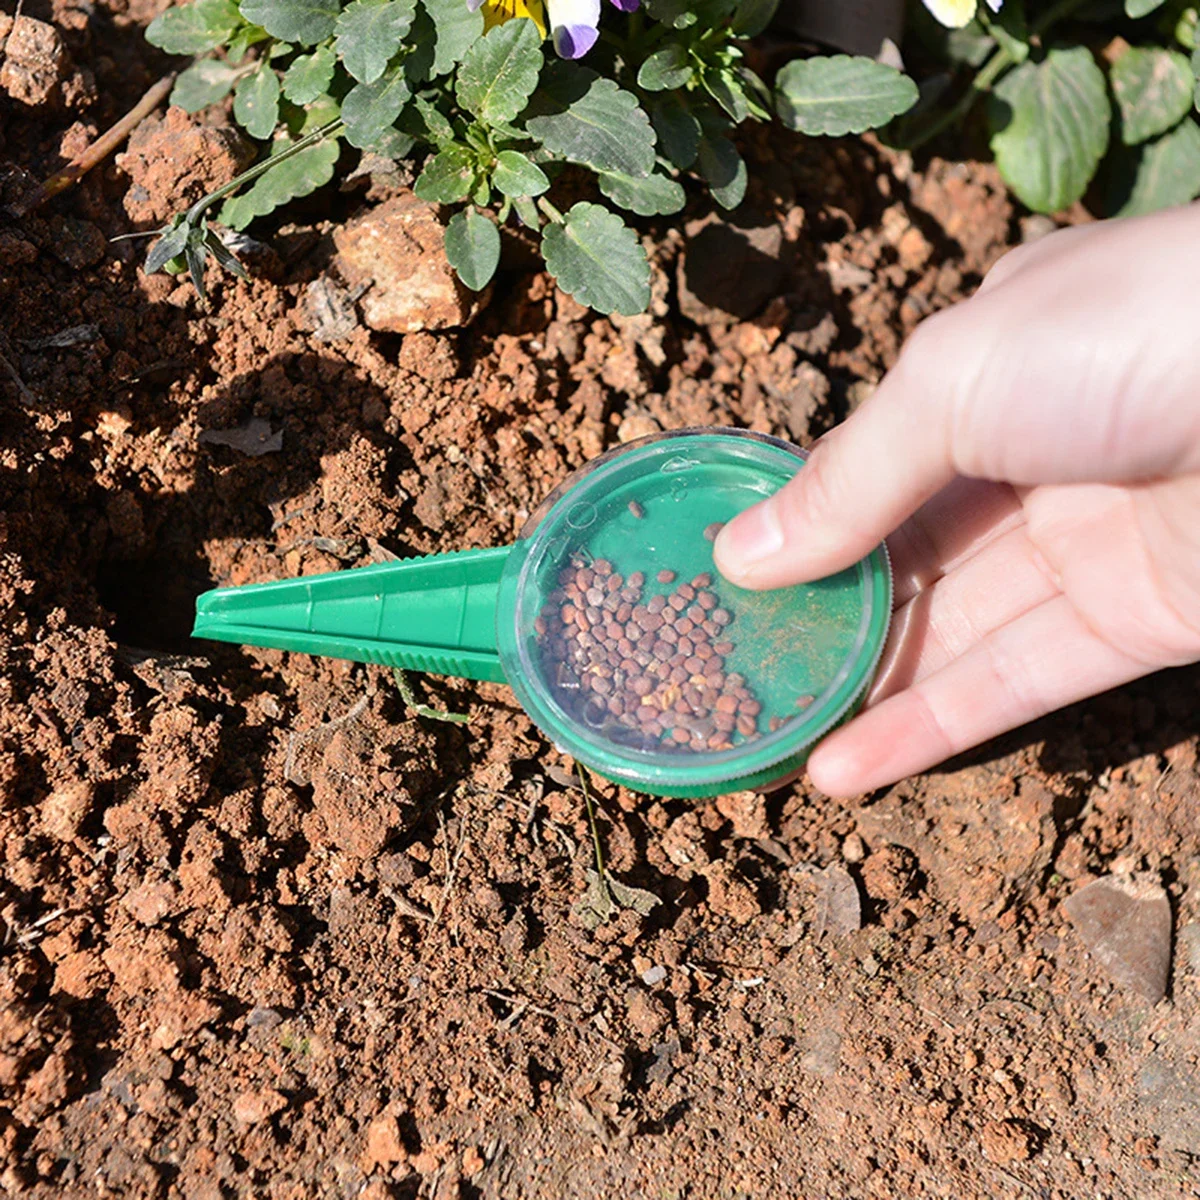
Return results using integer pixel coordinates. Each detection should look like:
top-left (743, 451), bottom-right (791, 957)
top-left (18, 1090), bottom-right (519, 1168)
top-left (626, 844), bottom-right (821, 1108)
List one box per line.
top-left (18, 74), bottom-right (176, 215)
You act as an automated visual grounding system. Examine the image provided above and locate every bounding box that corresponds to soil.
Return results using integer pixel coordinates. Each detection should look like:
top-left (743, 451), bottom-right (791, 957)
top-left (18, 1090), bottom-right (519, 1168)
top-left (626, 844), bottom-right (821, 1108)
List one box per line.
top-left (2, 2), bottom-right (1199, 1198)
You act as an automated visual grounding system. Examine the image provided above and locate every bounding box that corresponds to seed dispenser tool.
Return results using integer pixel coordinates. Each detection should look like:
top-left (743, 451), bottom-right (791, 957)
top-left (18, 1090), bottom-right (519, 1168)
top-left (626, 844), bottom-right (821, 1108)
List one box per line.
top-left (193, 429), bottom-right (892, 798)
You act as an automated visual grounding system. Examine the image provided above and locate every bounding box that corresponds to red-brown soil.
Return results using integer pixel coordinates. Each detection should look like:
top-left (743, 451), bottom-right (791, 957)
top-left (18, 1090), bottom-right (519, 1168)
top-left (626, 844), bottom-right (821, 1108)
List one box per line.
top-left (1, 2), bottom-right (1198, 1197)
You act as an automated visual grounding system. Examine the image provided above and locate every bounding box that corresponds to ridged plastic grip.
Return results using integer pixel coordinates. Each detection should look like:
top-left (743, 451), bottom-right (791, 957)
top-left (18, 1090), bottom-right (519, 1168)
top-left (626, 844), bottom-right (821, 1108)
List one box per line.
top-left (192, 545), bottom-right (511, 683)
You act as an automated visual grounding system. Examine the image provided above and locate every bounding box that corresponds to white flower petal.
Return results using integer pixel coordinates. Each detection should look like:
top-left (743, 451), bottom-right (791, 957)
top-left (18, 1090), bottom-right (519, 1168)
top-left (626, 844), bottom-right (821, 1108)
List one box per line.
top-left (922, 0), bottom-right (978, 28)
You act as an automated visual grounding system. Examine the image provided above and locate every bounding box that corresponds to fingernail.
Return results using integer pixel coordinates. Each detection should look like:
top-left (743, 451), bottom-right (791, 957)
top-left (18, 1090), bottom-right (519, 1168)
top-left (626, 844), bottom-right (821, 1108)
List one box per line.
top-left (714, 498), bottom-right (784, 579)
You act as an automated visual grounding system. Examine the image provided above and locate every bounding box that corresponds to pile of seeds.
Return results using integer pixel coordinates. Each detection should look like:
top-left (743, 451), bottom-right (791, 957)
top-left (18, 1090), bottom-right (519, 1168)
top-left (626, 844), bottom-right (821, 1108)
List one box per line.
top-left (533, 557), bottom-right (769, 754)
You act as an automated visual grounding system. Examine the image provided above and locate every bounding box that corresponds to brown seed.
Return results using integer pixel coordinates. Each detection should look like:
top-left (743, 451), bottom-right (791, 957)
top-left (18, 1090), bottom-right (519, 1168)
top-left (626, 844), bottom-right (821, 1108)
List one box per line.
top-left (660, 625), bottom-right (678, 644)
top-left (714, 640), bottom-right (734, 655)
top-left (686, 605), bottom-right (705, 625)
top-left (711, 608), bottom-right (732, 626)
top-left (585, 607), bottom-right (602, 625)
top-left (673, 697), bottom-right (691, 715)
top-left (637, 705), bottom-right (660, 723)
top-left (736, 715), bottom-right (757, 737)
top-left (684, 655), bottom-right (705, 674)
top-left (562, 603), bottom-right (579, 625)
top-left (585, 587), bottom-right (604, 607)
top-left (716, 695), bottom-right (738, 714)
top-left (700, 686), bottom-right (719, 708)
top-left (671, 727), bottom-right (691, 744)
top-left (644, 720), bottom-right (663, 739)
top-left (769, 716), bottom-right (783, 732)
top-left (617, 603), bottom-right (633, 622)
top-left (692, 572), bottom-right (712, 587)
top-left (534, 616), bottom-right (548, 636)
top-left (703, 522), bottom-right (724, 542)
top-left (627, 571), bottom-right (645, 589)
top-left (607, 694), bottom-right (623, 715)
top-left (628, 499), bottom-right (645, 519)
top-left (706, 732), bottom-right (726, 751)
top-left (607, 573), bottom-right (624, 593)
top-left (657, 569), bottom-right (676, 584)
top-left (677, 583), bottom-right (696, 602)
top-left (647, 594), bottom-right (666, 614)
top-left (669, 594), bottom-right (688, 612)
top-left (726, 673), bottom-right (745, 688)
top-left (653, 642), bottom-right (672, 661)
top-left (677, 637), bottom-right (694, 658)
top-left (675, 618), bottom-right (694, 637)
top-left (697, 591), bottom-right (718, 610)
top-left (694, 643), bottom-right (714, 661)
top-left (702, 619), bottom-right (721, 638)
top-left (593, 559), bottom-right (613, 577)
top-left (713, 712), bottom-right (736, 733)
top-left (704, 671), bottom-right (724, 690)
top-left (631, 676), bottom-right (653, 697)
top-left (796, 694), bottom-right (816, 709)
top-left (641, 611), bottom-right (666, 633)
top-left (669, 665), bottom-right (689, 685)
top-left (739, 699), bottom-right (761, 716)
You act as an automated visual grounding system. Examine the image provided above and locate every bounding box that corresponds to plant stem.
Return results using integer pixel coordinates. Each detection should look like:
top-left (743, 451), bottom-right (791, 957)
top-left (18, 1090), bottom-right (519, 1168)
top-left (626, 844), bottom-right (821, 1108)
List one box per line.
top-left (906, 0), bottom-right (1094, 152)
top-left (577, 767), bottom-right (607, 879)
top-left (184, 118), bottom-right (345, 225)
top-left (18, 73), bottom-right (176, 214)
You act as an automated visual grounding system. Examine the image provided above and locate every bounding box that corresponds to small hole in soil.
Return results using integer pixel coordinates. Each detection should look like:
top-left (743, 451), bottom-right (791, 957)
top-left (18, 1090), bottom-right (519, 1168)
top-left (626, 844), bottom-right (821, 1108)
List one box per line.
top-left (95, 555), bottom-right (212, 653)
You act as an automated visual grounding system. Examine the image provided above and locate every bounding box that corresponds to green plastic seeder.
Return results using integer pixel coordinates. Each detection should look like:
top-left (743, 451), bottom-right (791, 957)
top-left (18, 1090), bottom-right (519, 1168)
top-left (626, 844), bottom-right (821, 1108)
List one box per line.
top-left (193, 545), bottom-right (511, 683)
top-left (193, 429), bottom-right (892, 798)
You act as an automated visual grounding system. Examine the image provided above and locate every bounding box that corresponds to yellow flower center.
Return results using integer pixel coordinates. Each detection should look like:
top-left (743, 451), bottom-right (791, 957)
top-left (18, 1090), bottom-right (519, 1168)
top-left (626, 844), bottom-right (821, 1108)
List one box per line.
top-left (481, 0), bottom-right (548, 38)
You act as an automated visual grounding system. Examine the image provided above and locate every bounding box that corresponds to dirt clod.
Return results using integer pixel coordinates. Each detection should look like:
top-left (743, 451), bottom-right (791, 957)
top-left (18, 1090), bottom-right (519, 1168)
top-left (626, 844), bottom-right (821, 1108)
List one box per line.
top-left (979, 1118), bottom-right (1038, 1164)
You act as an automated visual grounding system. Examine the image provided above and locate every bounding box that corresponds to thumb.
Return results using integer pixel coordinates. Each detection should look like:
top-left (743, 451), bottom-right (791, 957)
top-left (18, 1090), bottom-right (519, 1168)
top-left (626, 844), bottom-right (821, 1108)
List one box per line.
top-left (713, 323), bottom-right (956, 589)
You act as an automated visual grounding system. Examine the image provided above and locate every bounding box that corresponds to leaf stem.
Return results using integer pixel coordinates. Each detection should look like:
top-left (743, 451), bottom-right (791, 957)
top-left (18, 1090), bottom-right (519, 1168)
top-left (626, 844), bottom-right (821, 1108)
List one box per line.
top-left (537, 195), bottom-right (564, 223)
top-left (184, 118), bottom-right (345, 225)
top-left (577, 766), bottom-right (607, 879)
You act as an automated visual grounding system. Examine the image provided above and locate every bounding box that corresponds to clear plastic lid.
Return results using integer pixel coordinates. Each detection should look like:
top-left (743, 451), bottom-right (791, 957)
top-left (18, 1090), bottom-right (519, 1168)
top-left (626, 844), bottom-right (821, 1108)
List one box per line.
top-left (496, 429), bottom-right (892, 797)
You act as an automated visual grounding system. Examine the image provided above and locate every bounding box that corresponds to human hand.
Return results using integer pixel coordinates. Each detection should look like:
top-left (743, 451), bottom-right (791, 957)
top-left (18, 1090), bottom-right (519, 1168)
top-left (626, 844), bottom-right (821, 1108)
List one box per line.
top-left (714, 204), bottom-right (1200, 797)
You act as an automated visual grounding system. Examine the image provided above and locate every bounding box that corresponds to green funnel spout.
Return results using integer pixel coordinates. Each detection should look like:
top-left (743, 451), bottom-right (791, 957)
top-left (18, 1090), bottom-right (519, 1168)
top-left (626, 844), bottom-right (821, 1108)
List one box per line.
top-left (192, 545), bottom-right (511, 683)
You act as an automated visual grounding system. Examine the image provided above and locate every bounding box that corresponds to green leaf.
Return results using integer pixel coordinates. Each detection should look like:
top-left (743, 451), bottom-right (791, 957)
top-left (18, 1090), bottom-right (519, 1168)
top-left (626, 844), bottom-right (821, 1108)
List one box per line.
top-left (282, 45), bottom-right (337, 103)
top-left (638, 43), bottom-right (693, 91)
top-left (513, 195), bottom-right (540, 228)
top-left (342, 63), bottom-right (412, 149)
top-left (492, 149), bottom-right (549, 197)
top-left (204, 229), bottom-right (249, 279)
top-left (413, 143), bottom-right (478, 202)
top-left (238, 0), bottom-right (340, 45)
top-left (598, 168), bottom-right (686, 216)
top-left (146, 219), bottom-right (190, 274)
top-left (402, 95), bottom-right (456, 143)
top-left (1110, 115), bottom-right (1200, 215)
top-left (527, 64), bottom-right (656, 178)
top-left (541, 201), bottom-right (650, 316)
top-left (988, 47), bottom-right (1111, 213)
top-left (220, 132), bottom-right (341, 229)
top-left (233, 64), bottom-right (281, 139)
top-left (403, 4), bottom-right (437, 83)
top-left (335, 0), bottom-right (418, 84)
top-left (456, 18), bottom-right (543, 124)
top-left (776, 54), bottom-right (919, 136)
top-left (731, 0), bottom-right (779, 38)
top-left (227, 22), bottom-right (270, 63)
top-left (1125, 0), bottom-right (1166, 15)
top-left (651, 94), bottom-right (701, 168)
top-left (421, 0), bottom-right (484, 76)
top-left (697, 134), bottom-right (746, 209)
top-left (146, 0), bottom-right (241, 54)
top-left (170, 59), bottom-right (242, 111)
top-left (644, 0), bottom-right (735, 28)
top-left (1111, 46), bottom-right (1195, 145)
top-left (444, 209), bottom-right (500, 290)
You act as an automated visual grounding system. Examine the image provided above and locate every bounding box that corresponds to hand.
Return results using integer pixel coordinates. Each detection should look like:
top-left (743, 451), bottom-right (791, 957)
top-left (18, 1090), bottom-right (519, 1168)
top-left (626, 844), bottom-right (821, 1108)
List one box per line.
top-left (714, 204), bottom-right (1200, 797)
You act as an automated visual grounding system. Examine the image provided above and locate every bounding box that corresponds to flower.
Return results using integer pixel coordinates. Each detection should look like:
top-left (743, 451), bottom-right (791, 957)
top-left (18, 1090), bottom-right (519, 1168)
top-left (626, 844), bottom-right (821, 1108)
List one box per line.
top-left (466, 0), bottom-right (638, 58)
top-left (466, 0), bottom-right (548, 39)
top-left (922, 0), bottom-right (1002, 29)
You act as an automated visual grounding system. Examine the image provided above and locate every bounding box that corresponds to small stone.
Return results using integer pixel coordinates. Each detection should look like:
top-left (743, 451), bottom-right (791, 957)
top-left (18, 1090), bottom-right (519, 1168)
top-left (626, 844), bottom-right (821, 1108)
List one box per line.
top-left (1063, 872), bottom-right (1172, 1004)
top-left (232, 1088), bottom-right (288, 1125)
top-left (842, 833), bottom-right (865, 864)
top-left (334, 193), bottom-right (488, 332)
top-left (0, 16), bottom-right (70, 107)
top-left (641, 964), bottom-right (667, 986)
top-left (814, 863), bottom-right (862, 938)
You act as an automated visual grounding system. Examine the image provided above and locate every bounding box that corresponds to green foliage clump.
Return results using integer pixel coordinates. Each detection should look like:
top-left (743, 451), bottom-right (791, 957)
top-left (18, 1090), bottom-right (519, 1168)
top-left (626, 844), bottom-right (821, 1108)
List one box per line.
top-left (143, 0), bottom-right (918, 313)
